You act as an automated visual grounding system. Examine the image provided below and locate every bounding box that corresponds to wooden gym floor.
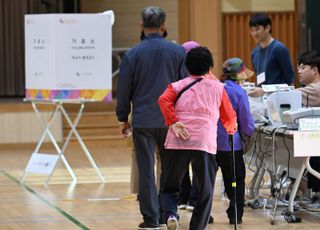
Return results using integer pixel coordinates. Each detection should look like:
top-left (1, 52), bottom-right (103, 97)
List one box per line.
top-left (0, 142), bottom-right (319, 230)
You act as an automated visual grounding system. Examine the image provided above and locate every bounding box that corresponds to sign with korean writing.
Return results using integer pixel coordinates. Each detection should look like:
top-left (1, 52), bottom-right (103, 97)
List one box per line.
top-left (299, 118), bottom-right (320, 131)
top-left (25, 14), bottom-right (113, 101)
top-left (25, 153), bottom-right (59, 174)
top-left (293, 131), bottom-right (320, 157)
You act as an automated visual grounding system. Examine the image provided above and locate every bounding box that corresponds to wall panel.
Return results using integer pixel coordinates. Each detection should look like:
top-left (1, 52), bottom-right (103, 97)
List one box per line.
top-left (0, 112), bottom-right (62, 144)
top-left (223, 0), bottom-right (295, 12)
top-left (80, 0), bottom-right (178, 47)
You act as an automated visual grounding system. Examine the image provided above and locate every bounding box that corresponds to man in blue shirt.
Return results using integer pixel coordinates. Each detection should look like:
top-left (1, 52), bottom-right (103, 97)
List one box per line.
top-left (116, 6), bottom-right (187, 230)
top-left (249, 13), bottom-right (294, 86)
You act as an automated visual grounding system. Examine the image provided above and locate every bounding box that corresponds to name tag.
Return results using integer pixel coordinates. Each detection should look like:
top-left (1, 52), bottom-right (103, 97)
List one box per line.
top-left (257, 72), bottom-right (266, 85)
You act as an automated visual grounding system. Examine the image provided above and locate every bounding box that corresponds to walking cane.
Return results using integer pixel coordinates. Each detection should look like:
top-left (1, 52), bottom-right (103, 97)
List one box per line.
top-left (229, 134), bottom-right (238, 230)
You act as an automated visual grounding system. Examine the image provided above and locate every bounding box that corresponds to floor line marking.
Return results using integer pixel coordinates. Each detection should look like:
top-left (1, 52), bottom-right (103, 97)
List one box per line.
top-left (0, 170), bottom-right (90, 230)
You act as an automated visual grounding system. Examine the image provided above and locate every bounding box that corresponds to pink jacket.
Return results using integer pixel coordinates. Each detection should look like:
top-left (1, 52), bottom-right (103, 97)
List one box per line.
top-left (158, 76), bottom-right (237, 154)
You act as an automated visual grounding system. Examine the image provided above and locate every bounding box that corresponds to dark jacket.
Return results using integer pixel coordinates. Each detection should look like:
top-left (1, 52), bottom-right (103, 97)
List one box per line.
top-left (251, 39), bottom-right (294, 85)
top-left (116, 33), bottom-right (187, 128)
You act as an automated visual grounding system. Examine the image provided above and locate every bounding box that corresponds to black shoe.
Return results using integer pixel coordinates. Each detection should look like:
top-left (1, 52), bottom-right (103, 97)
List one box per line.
top-left (209, 215), bottom-right (214, 224)
top-left (229, 218), bottom-right (242, 225)
top-left (138, 221), bottom-right (160, 229)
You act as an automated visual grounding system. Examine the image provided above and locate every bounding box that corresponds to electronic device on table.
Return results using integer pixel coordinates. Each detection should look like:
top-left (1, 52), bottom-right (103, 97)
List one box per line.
top-left (263, 89), bottom-right (302, 127)
top-left (282, 107), bottom-right (320, 129)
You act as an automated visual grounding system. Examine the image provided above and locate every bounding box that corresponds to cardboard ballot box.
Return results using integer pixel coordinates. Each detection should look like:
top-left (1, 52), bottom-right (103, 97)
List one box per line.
top-left (25, 14), bottom-right (112, 101)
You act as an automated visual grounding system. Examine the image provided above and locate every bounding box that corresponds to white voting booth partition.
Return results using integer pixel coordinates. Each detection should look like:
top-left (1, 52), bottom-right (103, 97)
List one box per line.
top-left (21, 12), bottom-right (114, 185)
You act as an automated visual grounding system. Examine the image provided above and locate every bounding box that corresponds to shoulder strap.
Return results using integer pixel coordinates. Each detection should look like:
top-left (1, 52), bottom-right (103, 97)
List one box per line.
top-left (175, 78), bottom-right (203, 105)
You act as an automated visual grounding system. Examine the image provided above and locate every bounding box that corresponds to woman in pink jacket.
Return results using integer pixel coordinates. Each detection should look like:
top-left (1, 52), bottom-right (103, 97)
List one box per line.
top-left (158, 47), bottom-right (237, 230)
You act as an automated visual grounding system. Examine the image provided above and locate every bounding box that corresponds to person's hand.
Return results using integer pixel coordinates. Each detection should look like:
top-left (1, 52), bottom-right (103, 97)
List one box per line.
top-left (170, 122), bottom-right (190, 140)
top-left (119, 121), bottom-right (132, 138)
top-left (227, 123), bottom-right (238, 135)
top-left (248, 87), bottom-right (264, 97)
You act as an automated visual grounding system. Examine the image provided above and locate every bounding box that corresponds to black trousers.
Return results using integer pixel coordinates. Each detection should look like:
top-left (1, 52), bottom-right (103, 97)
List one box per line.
top-left (179, 164), bottom-right (198, 205)
top-left (216, 150), bottom-right (245, 220)
top-left (133, 127), bottom-right (168, 224)
top-left (307, 157), bottom-right (320, 192)
top-left (159, 149), bottom-right (217, 230)
top-left (179, 170), bottom-right (192, 204)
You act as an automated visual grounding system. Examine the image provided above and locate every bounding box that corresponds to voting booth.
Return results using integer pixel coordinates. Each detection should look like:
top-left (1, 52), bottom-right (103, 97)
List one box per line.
top-left (22, 13), bottom-right (114, 184)
top-left (25, 13), bottom-right (112, 101)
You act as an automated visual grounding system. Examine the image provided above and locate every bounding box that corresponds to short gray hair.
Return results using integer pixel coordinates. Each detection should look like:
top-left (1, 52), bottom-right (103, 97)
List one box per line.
top-left (141, 6), bottom-right (166, 29)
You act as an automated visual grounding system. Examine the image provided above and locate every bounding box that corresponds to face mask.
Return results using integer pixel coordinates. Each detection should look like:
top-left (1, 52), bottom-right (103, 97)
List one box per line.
top-left (140, 31), bottom-right (145, 41)
top-left (163, 30), bottom-right (168, 38)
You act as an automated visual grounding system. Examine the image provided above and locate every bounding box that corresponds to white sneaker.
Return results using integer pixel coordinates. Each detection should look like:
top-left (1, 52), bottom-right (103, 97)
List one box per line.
top-left (186, 205), bottom-right (194, 211)
top-left (167, 215), bottom-right (178, 230)
top-left (177, 204), bottom-right (187, 210)
top-left (186, 201), bottom-right (195, 211)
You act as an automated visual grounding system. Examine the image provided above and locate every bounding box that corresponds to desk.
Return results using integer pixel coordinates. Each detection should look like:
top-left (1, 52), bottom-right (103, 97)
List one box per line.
top-left (247, 124), bottom-right (320, 223)
top-left (248, 125), bottom-right (301, 198)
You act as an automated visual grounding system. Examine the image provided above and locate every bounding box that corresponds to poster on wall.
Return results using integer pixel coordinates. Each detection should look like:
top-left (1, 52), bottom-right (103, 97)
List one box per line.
top-left (25, 13), bottom-right (113, 101)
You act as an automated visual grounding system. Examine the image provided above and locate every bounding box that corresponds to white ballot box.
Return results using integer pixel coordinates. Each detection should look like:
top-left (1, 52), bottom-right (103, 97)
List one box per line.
top-left (25, 14), bottom-right (112, 101)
